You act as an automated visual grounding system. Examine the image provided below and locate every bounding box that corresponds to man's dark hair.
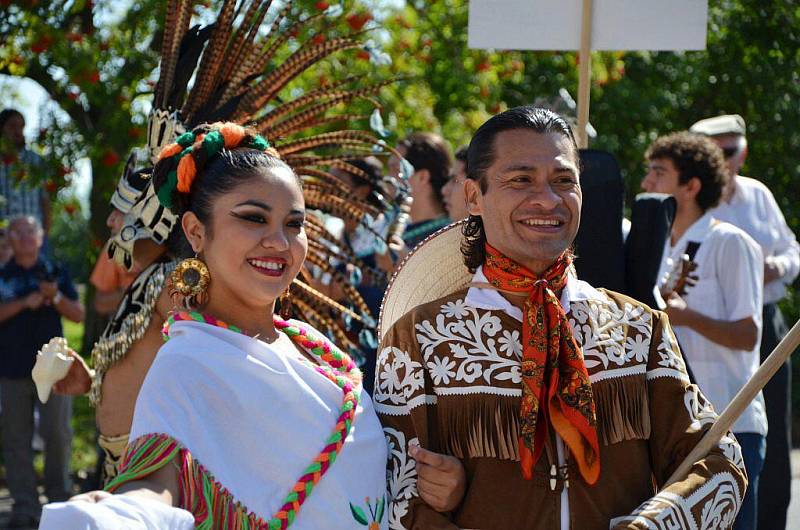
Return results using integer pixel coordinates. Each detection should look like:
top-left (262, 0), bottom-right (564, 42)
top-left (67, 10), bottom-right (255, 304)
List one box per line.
top-left (461, 106), bottom-right (578, 271)
top-left (344, 156), bottom-right (385, 209)
top-left (0, 108), bottom-right (24, 132)
top-left (645, 131), bottom-right (728, 212)
top-left (400, 132), bottom-right (452, 206)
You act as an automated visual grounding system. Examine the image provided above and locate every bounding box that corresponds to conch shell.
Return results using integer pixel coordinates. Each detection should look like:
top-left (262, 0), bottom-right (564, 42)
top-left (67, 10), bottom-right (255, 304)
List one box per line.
top-left (31, 337), bottom-right (74, 403)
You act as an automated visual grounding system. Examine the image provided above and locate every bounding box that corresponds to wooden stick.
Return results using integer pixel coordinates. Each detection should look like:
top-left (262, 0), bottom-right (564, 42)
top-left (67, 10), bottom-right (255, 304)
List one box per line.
top-left (576, 0), bottom-right (593, 149)
top-left (663, 318), bottom-right (800, 488)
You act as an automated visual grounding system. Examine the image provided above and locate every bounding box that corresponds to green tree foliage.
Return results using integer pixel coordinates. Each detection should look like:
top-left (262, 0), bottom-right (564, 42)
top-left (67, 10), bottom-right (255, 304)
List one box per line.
top-left (1, 0), bottom-right (167, 234)
top-left (2, 0), bottom-right (168, 353)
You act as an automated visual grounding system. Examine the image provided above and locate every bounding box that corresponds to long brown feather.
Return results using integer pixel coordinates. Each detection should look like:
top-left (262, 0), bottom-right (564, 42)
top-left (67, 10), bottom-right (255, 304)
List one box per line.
top-left (304, 190), bottom-right (377, 225)
top-left (262, 97), bottom-right (375, 138)
top-left (154, 0), bottom-right (180, 107)
top-left (265, 114), bottom-right (371, 140)
top-left (276, 130), bottom-right (383, 156)
top-left (302, 182), bottom-right (379, 219)
top-left (163, 0), bottom-right (194, 110)
top-left (249, 11), bottom-right (328, 80)
top-left (290, 296), bottom-right (354, 352)
top-left (282, 154), bottom-right (381, 170)
top-left (255, 80), bottom-right (392, 131)
top-left (298, 255), bottom-right (372, 319)
top-left (239, 38), bottom-right (362, 117)
top-left (183, 0), bottom-right (237, 122)
top-left (220, 0), bottom-right (273, 102)
top-left (292, 279), bottom-right (365, 324)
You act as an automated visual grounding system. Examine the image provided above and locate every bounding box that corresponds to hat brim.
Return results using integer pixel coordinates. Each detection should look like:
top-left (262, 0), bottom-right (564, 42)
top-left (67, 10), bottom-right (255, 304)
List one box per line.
top-left (379, 220), bottom-right (473, 340)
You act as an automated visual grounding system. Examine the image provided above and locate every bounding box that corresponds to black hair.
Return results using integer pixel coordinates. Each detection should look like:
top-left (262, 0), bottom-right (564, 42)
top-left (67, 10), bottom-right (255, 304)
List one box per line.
top-left (0, 109), bottom-right (24, 132)
top-left (152, 124), bottom-right (298, 238)
top-left (645, 131), bottom-right (728, 212)
top-left (454, 145), bottom-right (468, 164)
top-left (399, 132), bottom-right (452, 207)
top-left (461, 106), bottom-right (578, 271)
top-left (344, 156), bottom-right (385, 209)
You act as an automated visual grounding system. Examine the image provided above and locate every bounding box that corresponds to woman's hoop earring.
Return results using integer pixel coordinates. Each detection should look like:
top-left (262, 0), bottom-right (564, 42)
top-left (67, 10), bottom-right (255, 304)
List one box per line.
top-left (170, 255), bottom-right (211, 310)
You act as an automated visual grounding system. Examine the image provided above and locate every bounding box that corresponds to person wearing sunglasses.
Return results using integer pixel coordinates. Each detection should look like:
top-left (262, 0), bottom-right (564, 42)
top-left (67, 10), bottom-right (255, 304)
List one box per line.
top-left (690, 114), bottom-right (800, 530)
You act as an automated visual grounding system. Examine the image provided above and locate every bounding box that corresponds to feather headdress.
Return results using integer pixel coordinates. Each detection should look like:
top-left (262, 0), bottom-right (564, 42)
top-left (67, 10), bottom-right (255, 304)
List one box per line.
top-left (107, 0), bottom-right (406, 356)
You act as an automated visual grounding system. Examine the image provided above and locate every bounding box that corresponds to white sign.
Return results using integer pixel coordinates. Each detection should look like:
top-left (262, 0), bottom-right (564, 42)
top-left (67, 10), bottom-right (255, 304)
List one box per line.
top-left (468, 0), bottom-right (708, 51)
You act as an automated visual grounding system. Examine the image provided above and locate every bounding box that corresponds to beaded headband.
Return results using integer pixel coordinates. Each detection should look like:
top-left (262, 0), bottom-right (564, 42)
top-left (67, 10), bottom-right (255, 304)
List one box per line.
top-left (155, 123), bottom-right (271, 208)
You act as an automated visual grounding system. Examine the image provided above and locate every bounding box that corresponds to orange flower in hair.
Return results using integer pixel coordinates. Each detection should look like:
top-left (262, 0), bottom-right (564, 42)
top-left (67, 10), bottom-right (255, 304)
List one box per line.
top-left (219, 123), bottom-right (246, 149)
top-left (177, 153), bottom-right (197, 193)
top-left (158, 143), bottom-right (183, 160)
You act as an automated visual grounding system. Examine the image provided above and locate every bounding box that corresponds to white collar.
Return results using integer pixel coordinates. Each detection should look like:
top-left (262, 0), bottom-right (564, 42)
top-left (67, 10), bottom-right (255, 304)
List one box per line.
top-left (464, 265), bottom-right (603, 322)
top-left (668, 211), bottom-right (716, 258)
top-left (655, 211), bottom-right (716, 311)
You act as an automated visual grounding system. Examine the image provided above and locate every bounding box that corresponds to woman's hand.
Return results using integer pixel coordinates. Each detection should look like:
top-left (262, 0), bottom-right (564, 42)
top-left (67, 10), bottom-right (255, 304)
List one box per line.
top-left (53, 350), bottom-right (93, 395)
top-left (70, 490), bottom-right (113, 503)
top-left (410, 445), bottom-right (467, 513)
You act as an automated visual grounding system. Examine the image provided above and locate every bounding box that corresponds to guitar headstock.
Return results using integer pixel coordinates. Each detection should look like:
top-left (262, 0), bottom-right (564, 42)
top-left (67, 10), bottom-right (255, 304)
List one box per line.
top-left (661, 253), bottom-right (699, 299)
top-left (673, 257), bottom-right (699, 297)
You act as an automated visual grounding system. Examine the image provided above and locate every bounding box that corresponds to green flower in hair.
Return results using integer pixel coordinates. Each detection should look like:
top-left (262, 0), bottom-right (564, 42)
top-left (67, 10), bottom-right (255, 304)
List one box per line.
top-left (175, 131), bottom-right (195, 148)
top-left (250, 135), bottom-right (270, 151)
top-left (202, 130), bottom-right (225, 157)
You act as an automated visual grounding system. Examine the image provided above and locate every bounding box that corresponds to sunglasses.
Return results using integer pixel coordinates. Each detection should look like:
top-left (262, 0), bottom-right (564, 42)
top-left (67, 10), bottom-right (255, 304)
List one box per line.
top-left (722, 146), bottom-right (740, 159)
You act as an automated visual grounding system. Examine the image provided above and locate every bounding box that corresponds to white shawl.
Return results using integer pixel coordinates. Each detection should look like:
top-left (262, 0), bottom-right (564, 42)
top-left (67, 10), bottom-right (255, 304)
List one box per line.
top-left (127, 318), bottom-right (389, 529)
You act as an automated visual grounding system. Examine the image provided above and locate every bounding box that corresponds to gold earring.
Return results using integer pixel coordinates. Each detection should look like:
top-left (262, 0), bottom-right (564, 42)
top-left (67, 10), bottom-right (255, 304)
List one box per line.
top-left (170, 255), bottom-right (211, 310)
top-left (279, 287), bottom-right (293, 320)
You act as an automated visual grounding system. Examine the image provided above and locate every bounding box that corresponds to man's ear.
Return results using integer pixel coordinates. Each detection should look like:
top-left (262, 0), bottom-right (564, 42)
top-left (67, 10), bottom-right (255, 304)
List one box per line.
top-left (181, 211), bottom-right (206, 254)
top-left (685, 176), bottom-right (702, 202)
top-left (464, 178), bottom-right (483, 216)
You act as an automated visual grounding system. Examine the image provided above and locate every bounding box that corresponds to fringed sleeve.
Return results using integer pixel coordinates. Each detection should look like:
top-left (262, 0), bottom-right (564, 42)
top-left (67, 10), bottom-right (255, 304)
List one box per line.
top-left (610, 311), bottom-right (748, 529)
top-left (374, 314), bottom-right (458, 530)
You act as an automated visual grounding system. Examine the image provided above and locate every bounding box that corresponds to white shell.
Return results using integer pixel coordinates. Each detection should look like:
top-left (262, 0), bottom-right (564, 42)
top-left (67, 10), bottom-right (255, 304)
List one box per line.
top-left (31, 337), bottom-right (74, 403)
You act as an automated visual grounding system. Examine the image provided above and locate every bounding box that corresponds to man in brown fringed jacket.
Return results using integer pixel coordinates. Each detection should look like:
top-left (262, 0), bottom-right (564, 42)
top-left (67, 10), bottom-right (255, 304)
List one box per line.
top-left (375, 106), bottom-right (747, 530)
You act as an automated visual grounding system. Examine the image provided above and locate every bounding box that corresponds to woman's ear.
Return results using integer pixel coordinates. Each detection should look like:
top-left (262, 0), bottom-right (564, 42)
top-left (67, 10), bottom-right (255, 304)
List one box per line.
top-left (181, 211), bottom-right (206, 254)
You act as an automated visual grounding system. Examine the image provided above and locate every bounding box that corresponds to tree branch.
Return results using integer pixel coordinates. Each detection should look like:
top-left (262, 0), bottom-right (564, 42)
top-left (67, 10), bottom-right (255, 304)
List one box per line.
top-left (24, 60), bottom-right (96, 136)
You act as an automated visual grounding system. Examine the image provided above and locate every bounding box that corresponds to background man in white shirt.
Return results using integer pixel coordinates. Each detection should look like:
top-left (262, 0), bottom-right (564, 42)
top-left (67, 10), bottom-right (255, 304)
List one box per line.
top-left (690, 114), bottom-right (799, 530)
top-left (642, 131), bottom-right (766, 530)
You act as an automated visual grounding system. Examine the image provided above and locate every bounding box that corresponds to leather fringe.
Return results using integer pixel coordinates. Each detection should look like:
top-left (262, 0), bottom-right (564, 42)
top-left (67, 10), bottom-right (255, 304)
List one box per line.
top-left (592, 377), bottom-right (651, 446)
top-left (437, 394), bottom-right (521, 461)
top-left (436, 377), bottom-right (650, 461)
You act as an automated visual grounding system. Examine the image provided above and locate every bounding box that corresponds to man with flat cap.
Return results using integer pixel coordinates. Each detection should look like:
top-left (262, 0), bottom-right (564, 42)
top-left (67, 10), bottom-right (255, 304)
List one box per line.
top-left (691, 114), bottom-right (799, 530)
top-left (375, 106), bottom-right (747, 529)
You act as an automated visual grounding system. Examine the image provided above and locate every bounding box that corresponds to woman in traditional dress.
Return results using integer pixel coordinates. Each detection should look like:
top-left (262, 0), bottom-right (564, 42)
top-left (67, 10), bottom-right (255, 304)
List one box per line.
top-left (40, 122), bottom-right (392, 529)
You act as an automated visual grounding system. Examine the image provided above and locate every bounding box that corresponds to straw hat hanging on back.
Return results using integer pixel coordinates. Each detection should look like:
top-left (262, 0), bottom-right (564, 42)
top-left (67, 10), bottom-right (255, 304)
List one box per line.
top-left (379, 220), bottom-right (473, 340)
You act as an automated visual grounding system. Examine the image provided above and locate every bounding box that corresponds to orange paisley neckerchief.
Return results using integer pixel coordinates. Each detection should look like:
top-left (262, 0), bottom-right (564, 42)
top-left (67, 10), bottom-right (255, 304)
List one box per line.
top-left (482, 243), bottom-right (600, 485)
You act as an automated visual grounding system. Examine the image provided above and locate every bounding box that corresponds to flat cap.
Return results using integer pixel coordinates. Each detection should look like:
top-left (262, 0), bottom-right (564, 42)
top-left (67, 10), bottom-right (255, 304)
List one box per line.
top-left (689, 114), bottom-right (746, 136)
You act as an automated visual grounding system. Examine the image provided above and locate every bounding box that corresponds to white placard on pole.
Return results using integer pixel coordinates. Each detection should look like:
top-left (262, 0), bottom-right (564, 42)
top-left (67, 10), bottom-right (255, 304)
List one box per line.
top-left (468, 0), bottom-right (708, 52)
top-left (576, 0), bottom-right (594, 148)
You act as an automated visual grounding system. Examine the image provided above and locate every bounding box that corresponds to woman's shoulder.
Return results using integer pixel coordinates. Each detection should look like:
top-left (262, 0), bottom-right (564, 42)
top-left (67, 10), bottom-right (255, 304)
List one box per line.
top-left (154, 319), bottom-right (222, 365)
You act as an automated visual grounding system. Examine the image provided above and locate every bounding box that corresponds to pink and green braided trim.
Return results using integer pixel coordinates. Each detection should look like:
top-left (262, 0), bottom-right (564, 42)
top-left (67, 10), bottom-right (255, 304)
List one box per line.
top-left (137, 311), bottom-right (364, 529)
top-left (162, 311), bottom-right (243, 340)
